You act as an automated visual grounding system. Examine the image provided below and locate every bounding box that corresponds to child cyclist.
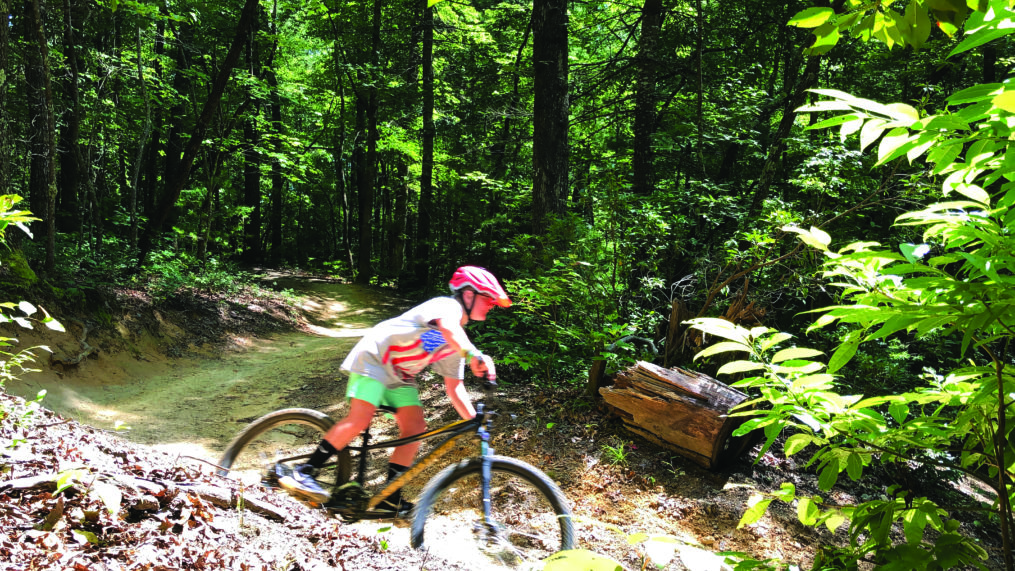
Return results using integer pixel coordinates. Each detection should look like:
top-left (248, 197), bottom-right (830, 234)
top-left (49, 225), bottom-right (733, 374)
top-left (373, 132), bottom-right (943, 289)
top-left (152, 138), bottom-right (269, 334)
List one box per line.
top-left (279, 266), bottom-right (511, 515)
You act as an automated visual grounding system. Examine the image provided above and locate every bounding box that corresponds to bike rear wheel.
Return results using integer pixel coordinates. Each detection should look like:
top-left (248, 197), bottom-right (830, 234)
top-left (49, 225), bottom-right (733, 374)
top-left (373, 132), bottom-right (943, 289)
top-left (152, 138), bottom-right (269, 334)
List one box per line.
top-left (217, 408), bottom-right (351, 495)
top-left (410, 455), bottom-right (575, 568)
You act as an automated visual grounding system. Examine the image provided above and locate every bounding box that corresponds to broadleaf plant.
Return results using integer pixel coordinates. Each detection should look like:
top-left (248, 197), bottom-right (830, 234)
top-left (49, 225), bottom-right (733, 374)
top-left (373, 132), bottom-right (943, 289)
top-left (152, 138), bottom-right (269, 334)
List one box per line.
top-left (702, 3), bottom-right (1015, 569)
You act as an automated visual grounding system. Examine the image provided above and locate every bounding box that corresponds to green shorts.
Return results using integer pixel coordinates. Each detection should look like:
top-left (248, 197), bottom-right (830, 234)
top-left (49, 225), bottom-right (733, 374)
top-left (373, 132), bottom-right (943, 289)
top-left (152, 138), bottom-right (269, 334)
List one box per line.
top-left (346, 372), bottom-right (422, 409)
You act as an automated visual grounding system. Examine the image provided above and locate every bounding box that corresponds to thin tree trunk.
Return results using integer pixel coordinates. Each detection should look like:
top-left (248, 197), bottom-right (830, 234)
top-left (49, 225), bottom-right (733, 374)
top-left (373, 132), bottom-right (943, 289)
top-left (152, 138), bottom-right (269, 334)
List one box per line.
top-left (357, 0), bottom-right (380, 283)
top-left (415, 0), bottom-right (434, 287)
top-left (27, 0), bottom-right (57, 272)
top-left (267, 66), bottom-right (283, 262)
top-left (531, 0), bottom-right (569, 236)
top-left (0, 0), bottom-right (10, 205)
top-left (131, 24), bottom-right (152, 252)
top-left (695, 0), bottom-right (705, 177)
top-left (631, 0), bottom-right (663, 195)
top-left (243, 116), bottom-right (261, 261)
top-left (57, 0), bottom-right (82, 234)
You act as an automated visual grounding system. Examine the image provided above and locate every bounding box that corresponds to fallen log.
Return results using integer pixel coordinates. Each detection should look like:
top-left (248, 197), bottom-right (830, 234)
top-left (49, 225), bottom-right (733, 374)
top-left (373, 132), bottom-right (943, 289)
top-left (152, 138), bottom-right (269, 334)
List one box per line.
top-left (599, 361), bottom-right (759, 469)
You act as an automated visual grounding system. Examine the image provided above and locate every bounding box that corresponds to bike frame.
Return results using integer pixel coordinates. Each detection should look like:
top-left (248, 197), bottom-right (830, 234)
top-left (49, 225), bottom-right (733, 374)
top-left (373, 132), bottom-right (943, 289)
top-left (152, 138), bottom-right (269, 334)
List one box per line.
top-left (334, 389), bottom-right (498, 521)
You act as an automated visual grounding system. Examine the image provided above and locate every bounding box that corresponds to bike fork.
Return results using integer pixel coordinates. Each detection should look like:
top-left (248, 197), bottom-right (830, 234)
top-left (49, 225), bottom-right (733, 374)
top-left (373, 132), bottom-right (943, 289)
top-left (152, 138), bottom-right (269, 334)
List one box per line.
top-left (480, 426), bottom-right (494, 528)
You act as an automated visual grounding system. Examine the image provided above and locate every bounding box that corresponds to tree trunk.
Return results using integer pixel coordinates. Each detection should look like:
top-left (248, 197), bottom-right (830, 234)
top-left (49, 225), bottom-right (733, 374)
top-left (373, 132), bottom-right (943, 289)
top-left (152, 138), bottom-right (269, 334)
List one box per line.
top-left (57, 0), bottom-right (82, 234)
top-left (631, 0), bottom-right (663, 196)
top-left (391, 159), bottom-right (407, 280)
top-left (414, 1), bottom-right (434, 287)
top-left (130, 24), bottom-right (152, 252)
top-left (137, 0), bottom-right (259, 266)
top-left (354, 93), bottom-right (371, 283)
top-left (531, 0), bottom-right (569, 235)
top-left (360, 0), bottom-right (380, 282)
top-left (268, 66), bottom-right (283, 262)
top-left (242, 116), bottom-right (261, 262)
top-left (0, 0), bottom-right (10, 203)
top-left (25, 0), bottom-right (57, 272)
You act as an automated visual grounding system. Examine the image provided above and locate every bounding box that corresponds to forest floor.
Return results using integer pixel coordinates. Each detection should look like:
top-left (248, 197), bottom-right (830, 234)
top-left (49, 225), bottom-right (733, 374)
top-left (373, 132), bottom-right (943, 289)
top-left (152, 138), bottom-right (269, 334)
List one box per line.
top-left (0, 273), bottom-right (1005, 570)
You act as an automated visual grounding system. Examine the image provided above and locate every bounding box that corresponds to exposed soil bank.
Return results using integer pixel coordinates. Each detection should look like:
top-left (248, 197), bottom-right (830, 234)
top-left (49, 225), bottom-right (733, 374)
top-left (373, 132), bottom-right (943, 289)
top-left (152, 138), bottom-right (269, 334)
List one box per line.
top-left (6, 280), bottom-right (402, 462)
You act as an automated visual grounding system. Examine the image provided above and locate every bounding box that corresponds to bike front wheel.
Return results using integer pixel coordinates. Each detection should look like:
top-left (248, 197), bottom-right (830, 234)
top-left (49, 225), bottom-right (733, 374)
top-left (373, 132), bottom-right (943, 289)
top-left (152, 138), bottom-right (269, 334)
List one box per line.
top-left (217, 408), bottom-right (351, 495)
top-left (411, 455), bottom-right (575, 568)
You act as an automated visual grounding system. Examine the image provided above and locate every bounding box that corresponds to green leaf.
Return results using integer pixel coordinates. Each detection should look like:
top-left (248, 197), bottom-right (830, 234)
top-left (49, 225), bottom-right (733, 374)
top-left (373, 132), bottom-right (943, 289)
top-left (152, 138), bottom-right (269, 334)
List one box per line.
top-left (846, 452), bottom-right (864, 481)
top-left (889, 401), bottom-right (910, 423)
top-left (694, 341), bottom-right (752, 360)
top-left (71, 529), bottom-right (99, 545)
top-left (818, 462), bottom-right (840, 491)
top-left (806, 23), bottom-right (841, 55)
top-left (906, 0), bottom-right (933, 49)
top-left (789, 7), bottom-right (835, 28)
top-left (877, 128), bottom-right (917, 164)
top-left (798, 497), bottom-right (820, 525)
top-left (784, 433), bottom-right (814, 456)
top-left (783, 225), bottom-right (831, 251)
top-left (542, 549), bottom-right (624, 571)
top-left (923, 114), bottom-right (969, 131)
top-left (825, 512), bottom-right (847, 533)
top-left (953, 183), bottom-right (991, 205)
top-left (860, 118), bottom-right (887, 151)
top-left (759, 332), bottom-right (793, 352)
top-left (828, 330), bottom-right (861, 373)
top-left (928, 142), bottom-right (964, 175)
top-left (626, 532), bottom-right (649, 545)
top-left (54, 468), bottom-right (88, 495)
top-left (792, 374), bottom-right (835, 389)
top-left (947, 83), bottom-right (1003, 105)
top-left (949, 27), bottom-right (1015, 57)
top-left (771, 347), bottom-right (824, 363)
top-left (903, 506), bottom-right (930, 545)
top-left (807, 113), bottom-right (865, 130)
top-left (994, 90), bottom-right (1015, 113)
top-left (716, 360), bottom-right (767, 375)
top-left (775, 482), bottom-right (796, 502)
top-left (738, 498), bottom-right (772, 528)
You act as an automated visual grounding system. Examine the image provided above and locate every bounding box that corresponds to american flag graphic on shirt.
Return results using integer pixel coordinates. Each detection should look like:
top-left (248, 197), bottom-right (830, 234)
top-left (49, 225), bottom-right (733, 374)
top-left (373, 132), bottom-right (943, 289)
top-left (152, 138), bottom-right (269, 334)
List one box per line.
top-left (382, 329), bottom-right (458, 380)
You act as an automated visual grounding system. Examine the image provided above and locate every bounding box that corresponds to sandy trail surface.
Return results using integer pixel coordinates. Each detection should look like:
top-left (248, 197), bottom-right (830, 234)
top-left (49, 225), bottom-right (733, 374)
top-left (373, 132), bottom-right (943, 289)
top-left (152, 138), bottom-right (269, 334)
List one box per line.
top-left (7, 279), bottom-right (403, 463)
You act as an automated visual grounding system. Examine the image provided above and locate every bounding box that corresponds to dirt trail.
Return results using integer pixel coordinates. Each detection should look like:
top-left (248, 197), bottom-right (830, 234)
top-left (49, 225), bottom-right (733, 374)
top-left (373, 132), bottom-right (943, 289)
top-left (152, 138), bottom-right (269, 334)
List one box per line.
top-left (6, 279), bottom-right (402, 463)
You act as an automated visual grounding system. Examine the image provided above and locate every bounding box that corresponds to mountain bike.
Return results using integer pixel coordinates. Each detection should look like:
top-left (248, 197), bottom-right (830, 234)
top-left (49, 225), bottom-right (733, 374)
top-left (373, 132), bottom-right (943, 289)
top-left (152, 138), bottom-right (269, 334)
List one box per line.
top-left (216, 381), bottom-right (575, 567)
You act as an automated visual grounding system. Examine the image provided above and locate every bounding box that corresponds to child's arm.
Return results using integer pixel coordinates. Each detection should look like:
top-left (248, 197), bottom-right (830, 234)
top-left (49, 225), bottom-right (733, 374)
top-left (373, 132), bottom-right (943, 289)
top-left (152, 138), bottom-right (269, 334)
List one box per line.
top-left (443, 376), bottom-right (476, 419)
top-left (435, 319), bottom-right (496, 379)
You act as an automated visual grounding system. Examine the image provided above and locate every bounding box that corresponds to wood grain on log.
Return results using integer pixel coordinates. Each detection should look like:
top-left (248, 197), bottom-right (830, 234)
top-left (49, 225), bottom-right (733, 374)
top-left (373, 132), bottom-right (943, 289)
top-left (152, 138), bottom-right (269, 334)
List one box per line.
top-left (600, 361), bottom-right (756, 469)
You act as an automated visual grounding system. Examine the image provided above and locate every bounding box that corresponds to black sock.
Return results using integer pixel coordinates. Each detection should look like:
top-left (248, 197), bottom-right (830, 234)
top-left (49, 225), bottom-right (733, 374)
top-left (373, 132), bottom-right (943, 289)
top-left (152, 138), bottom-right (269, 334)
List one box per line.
top-left (384, 463), bottom-right (411, 504)
top-left (307, 439), bottom-right (339, 469)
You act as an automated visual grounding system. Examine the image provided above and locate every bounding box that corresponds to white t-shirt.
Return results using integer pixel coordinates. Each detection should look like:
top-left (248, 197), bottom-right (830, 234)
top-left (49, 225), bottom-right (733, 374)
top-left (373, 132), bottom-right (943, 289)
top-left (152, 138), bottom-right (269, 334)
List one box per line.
top-left (341, 296), bottom-right (467, 388)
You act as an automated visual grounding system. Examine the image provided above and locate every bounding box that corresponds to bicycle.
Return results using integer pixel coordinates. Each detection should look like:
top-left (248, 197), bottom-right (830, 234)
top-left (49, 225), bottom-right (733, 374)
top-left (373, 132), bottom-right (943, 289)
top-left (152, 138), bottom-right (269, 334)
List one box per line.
top-left (216, 381), bottom-right (575, 568)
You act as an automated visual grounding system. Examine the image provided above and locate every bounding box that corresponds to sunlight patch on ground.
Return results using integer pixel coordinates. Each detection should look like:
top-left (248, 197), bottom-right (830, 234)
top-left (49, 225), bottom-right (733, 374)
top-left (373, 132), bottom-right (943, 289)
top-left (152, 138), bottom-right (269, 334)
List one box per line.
top-left (149, 440), bottom-right (222, 469)
top-left (306, 323), bottom-right (370, 338)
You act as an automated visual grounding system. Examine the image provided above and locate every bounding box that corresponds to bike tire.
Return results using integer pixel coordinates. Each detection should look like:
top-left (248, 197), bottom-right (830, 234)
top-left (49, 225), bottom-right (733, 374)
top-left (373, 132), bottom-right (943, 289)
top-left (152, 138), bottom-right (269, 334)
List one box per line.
top-left (217, 408), bottom-right (352, 492)
top-left (410, 455), bottom-right (575, 568)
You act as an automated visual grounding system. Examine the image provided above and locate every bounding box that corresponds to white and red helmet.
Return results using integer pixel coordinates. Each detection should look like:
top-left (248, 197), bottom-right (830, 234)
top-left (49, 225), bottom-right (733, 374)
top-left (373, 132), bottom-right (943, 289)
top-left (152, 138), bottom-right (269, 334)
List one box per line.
top-left (450, 266), bottom-right (512, 308)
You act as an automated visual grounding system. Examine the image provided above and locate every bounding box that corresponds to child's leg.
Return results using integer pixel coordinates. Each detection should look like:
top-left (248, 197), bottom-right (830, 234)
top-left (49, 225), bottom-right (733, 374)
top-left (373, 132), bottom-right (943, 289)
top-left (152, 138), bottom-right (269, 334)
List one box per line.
top-left (322, 398), bottom-right (376, 450)
top-left (390, 405), bottom-right (426, 466)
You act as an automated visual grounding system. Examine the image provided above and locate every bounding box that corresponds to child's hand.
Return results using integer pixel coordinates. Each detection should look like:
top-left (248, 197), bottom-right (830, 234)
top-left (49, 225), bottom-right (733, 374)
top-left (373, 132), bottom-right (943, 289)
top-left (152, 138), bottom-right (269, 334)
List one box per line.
top-left (469, 353), bottom-right (496, 380)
